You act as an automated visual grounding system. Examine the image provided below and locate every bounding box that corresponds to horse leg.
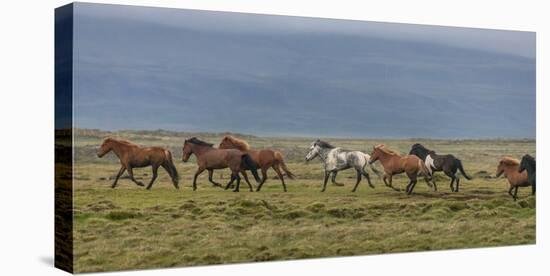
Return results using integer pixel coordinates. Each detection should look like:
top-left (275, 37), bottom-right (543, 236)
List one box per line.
top-left (321, 171), bottom-right (330, 192)
top-left (382, 174), bottom-right (389, 186)
top-left (405, 180), bottom-right (413, 194)
top-left (425, 175), bottom-right (436, 192)
top-left (224, 173), bottom-right (237, 190)
top-left (387, 174), bottom-right (400, 191)
top-left (352, 170), bottom-right (362, 192)
top-left (111, 166), bottom-right (126, 188)
top-left (255, 167), bottom-right (269, 192)
top-left (449, 176), bottom-right (455, 193)
top-left (408, 180), bottom-right (418, 195)
top-left (207, 169), bottom-right (222, 188)
top-left (233, 173), bottom-right (242, 193)
top-left (240, 171), bottom-right (254, 192)
top-left (455, 177), bottom-right (460, 192)
top-left (273, 164), bottom-right (287, 192)
top-left (331, 171), bottom-right (344, 186)
top-left (192, 167), bottom-right (205, 191)
top-left (127, 167), bottom-right (145, 187)
top-left (508, 186), bottom-right (515, 199)
top-left (513, 186), bottom-right (519, 201)
top-left (361, 169), bottom-right (374, 189)
top-left (145, 165), bottom-right (159, 190)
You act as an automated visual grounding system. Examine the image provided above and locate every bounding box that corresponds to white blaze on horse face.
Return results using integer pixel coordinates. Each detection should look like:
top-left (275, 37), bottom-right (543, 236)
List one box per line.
top-left (425, 154), bottom-right (435, 175)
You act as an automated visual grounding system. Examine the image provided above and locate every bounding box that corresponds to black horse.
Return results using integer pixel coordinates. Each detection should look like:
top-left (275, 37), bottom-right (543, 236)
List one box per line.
top-left (519, 154), bottom-right (536, 195)
top-left (409, 143), bottom-right (471, 192)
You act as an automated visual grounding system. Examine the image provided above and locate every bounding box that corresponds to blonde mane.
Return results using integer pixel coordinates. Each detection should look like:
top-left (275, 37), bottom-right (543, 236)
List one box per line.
top-left (375, 144), bottom-right (400, 156)
top-left (500, 156), bottom-right (520, 166)
top-left (222, 135), bottom-right (250, 151)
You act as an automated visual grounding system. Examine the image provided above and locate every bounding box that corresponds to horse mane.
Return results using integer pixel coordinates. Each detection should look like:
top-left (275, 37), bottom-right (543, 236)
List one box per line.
top-left (187, 137), bottom-right (214, 147)
top-left (315, 140), bottom-right (335, 149)
top-left (222, 135), bottom-right (250, 151)
top-left (375, 144), bottom-right (400, 156)
top-left (411, 143), bottom-right (435, 154)
top-left (105, 137), bottom-right (139, 147)
top-left (522, 154), bottom-right (535, 163)
top-left (500, 156), bottom-right (520, 166)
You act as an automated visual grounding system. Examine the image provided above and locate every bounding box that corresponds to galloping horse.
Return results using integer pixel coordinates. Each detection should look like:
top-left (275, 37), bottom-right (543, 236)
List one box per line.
top-left (219, 135), bottom-right (295, 192)
top-left (496, 156), bottom-right (530, 201)
top-left (519, 154), bottom-right (536, 195)
top-left (182, 137), bottom-right (260, 192)
top-left (409, 143), bottom-right (471, 192)
top-left (97, 137), bottom-right (179, 189)
top-left (305, 140), bottom-right (380, 192)
top-left (369, 144), bottom-right (434, 195)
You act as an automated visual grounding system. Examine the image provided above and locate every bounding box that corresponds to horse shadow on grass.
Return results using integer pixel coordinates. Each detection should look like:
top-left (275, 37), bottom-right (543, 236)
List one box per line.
top-left (399, 190), bottom-right (498, 201)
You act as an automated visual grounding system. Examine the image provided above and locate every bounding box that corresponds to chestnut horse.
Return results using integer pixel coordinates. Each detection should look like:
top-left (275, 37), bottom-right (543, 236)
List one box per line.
top-left (182, 137), bottom-right (260, 192)
top-left (496, 156), bottom-right (530, 201)
top-left (218, 135), bottom-right (295, 192)
top-left (369, 144), bottom-right (434, 195)
top-left (97, 137), bottom-right (179, 189)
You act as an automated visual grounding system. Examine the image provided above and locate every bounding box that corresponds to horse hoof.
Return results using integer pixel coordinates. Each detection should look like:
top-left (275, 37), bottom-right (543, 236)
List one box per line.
top-left (233, 190), bottom-right (239, 193)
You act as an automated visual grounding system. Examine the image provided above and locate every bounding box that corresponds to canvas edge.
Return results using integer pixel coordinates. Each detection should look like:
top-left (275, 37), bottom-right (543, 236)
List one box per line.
top-left (55, 2), bottom-right (75, 274)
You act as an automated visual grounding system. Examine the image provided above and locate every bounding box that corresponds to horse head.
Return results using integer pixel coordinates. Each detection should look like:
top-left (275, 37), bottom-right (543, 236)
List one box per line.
top-left (409, 143), bottom-right (430, 160)
top-left (519, 154), bottom-right (535, 173)
top-left (305, 140), bottom-right (321, 161)
top-left (181, 138), bottom-right (194, 162)
top-left (97, 138), bottom-right (113, 158)
top-left (497, 157), bottom-right (519, 177)
top-left (368, 145), bottom-right (385, 164)
top-left (218, 136), bottom-right (232, 149)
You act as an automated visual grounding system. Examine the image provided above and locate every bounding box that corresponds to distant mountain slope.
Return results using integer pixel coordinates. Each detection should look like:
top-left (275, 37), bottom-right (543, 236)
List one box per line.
top-left (72, 5), bottom-right (535, 139)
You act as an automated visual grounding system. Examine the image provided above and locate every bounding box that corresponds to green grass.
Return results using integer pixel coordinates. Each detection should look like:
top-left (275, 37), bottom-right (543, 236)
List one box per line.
top-left (70, 130), bottom-right (536, 273)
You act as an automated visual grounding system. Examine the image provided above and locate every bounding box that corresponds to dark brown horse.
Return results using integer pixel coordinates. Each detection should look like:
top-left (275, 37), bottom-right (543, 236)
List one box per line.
top-left (409, 143), bottom-right (471, 192)
top-left (97, 137), bottom-right (179, 189)
top-left (182, 137), bottom-right (260, 192)
top-left (369, 144), bottom-right (434, 195)
top-left (519, 154), bottom-right (536, 196)
top-left (218, 135), bottom-right (295, 192)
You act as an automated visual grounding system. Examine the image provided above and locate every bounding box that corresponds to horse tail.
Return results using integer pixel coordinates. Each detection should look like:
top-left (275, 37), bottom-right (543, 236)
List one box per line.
top-left (164, 150), bottom-right (179, 185)
top-left (455, 159), bottom-right (471, 180)
top-left (361, 153), bottom-right (382, 178)
top-left (241, 154), bottom-right (261, 183)
top-left (275, 151), bottom-right (295, 179)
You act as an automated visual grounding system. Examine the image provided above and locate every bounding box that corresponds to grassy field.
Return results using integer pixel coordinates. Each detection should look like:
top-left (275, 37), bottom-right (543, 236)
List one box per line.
top-left (69, 129), bottom-right (536, 273)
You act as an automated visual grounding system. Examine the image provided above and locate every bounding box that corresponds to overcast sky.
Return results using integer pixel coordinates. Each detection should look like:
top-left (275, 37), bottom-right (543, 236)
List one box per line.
top-left (72, 3), bottom-right (535, 139)
top-left (76, 3), bottom-right (535, 59)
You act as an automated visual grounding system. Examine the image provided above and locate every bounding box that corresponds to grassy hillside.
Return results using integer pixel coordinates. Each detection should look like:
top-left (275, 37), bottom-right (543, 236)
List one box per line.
top-left (69, 129), bottom-right (536, 272)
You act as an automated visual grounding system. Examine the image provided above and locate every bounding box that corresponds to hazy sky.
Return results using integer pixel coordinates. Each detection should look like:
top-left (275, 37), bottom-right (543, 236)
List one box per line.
top-left (72, 3), bottom-right (535, 138)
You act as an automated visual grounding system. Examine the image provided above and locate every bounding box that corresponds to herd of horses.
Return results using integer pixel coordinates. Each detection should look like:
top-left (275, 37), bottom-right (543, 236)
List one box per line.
top-left (97, 136), bottom-right (536, 200)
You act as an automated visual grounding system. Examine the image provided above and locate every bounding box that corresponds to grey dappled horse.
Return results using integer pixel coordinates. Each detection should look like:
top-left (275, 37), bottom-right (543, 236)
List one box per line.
top-left (305, 139), bottom-right (380, 192)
